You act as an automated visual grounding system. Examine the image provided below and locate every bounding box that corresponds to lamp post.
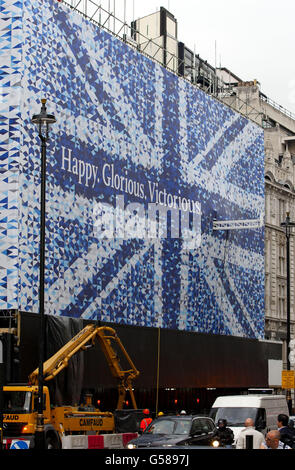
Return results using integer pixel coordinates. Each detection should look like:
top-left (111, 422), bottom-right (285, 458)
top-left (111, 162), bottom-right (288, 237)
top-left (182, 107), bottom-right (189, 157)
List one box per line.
top-left (31, 99), bottom-right (56, 449)
top-left (281, 211), bottom-right (295, 413)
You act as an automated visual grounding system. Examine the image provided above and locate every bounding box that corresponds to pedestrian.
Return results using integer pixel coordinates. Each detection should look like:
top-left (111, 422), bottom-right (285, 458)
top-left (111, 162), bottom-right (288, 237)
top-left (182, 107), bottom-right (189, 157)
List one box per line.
top-left (213, 419), bottom-right (234, 448)
top-left (236, 418), bottom-right (264, 449)
top-left (277, 413), bottom-right (295, 448)
top-left (288, 417), bottom-right (295, 437)
top-left (140, 408), bottom-right (152, 433)
top-left (288, 418), bottom-right (295, 430)
top-left (260, 430), bottom-right (291, 449)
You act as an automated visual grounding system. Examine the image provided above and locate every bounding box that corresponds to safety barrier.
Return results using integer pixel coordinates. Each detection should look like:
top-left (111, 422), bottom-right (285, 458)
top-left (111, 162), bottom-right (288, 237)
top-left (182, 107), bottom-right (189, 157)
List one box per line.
top-left (62, 432), bottom-right (138, 449)
top-left (62, 435), bottom-right (88, 449)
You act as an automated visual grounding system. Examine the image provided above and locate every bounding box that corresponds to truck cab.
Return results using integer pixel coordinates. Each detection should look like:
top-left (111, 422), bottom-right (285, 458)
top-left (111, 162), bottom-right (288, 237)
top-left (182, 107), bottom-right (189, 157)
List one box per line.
top-left (3, 385), bottom-right (59, 449)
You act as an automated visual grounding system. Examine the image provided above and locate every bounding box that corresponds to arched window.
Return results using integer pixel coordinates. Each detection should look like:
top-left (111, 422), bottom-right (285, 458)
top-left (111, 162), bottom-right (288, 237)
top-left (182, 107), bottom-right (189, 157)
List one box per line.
top-left (264, 171), bottom-right (275, 183)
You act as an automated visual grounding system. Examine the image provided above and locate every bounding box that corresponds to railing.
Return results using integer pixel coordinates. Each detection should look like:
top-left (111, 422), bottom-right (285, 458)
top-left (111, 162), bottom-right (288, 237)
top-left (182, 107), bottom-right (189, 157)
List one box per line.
top-left (260, 94), bottom-right (295, 122)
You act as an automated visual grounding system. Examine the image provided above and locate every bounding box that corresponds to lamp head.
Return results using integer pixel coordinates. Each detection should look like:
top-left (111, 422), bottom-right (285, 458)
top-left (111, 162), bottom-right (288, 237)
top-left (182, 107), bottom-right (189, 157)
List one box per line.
top-left (31, 99), bottom-right (56, 139)
top-left (281, 211), bottom-right (295, 236)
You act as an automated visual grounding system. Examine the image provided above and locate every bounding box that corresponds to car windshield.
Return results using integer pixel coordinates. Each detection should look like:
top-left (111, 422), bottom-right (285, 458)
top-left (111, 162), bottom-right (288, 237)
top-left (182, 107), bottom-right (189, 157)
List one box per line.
top-left (146, 419), bottom-right (191, 435)
top-left (3, 391), bottom-right (32, 413)
top-left (210, 407), bottom-right (258, 426)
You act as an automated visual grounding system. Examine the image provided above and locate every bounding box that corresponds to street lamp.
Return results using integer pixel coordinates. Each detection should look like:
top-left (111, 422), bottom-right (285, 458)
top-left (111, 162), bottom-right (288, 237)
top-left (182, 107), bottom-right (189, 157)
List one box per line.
top-left (281, 211), bottom-right (295, 413)
top-left (31, 99), bottom-right (56, 449)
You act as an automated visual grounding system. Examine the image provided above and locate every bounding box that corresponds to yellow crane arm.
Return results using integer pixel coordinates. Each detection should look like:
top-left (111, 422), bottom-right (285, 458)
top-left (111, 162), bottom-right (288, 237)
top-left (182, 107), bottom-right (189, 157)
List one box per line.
top-left (96, 327), bottom-right (139, 409)
top-left (28, 324), bottom-right (139, 409)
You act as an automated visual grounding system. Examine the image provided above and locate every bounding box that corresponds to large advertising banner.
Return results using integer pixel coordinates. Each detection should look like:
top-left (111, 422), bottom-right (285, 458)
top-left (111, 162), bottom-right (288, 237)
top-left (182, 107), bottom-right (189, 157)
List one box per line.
top-left (0, 0), bottom-right (265, 338)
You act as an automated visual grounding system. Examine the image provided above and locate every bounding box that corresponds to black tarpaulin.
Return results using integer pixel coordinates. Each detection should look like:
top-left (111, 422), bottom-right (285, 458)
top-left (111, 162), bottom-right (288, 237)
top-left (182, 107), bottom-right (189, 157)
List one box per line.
top-left (45, 316), bottom-right (84, 406)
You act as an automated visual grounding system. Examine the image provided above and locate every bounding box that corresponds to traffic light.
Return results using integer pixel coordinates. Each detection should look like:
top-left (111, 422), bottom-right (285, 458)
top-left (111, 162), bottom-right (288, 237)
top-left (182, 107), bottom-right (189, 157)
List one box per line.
top-left (11, 331), bottom-right (20, 377)
top-left (1, 332), bottom-right (20, 383)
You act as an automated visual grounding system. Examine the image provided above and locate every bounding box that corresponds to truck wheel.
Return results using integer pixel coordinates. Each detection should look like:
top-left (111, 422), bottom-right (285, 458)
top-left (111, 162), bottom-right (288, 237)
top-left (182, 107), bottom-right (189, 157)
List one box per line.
top-left (45, 435), bottom-right (60, 449)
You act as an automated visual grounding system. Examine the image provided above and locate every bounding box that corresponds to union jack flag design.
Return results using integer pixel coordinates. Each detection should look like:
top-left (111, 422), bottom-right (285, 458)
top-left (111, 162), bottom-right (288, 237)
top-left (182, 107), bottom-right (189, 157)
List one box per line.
top-left (0, 0), bottom-right (265, 338)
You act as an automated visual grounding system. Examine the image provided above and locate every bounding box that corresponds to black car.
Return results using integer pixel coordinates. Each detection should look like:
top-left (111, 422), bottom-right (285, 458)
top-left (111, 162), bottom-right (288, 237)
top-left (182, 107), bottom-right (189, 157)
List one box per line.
top-left (126, 415), bottom-right (218, 448)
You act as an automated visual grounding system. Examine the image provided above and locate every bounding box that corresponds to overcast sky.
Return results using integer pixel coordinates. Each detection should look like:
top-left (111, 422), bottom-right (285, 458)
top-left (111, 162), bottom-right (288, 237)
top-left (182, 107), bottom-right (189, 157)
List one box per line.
top-left (98, 0), bottom-right (295, 115)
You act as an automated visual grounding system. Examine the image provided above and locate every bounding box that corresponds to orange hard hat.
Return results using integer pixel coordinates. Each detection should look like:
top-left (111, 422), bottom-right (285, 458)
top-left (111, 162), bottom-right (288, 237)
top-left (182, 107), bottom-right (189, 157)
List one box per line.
top-left (143, 408), bottom-right (149, 415)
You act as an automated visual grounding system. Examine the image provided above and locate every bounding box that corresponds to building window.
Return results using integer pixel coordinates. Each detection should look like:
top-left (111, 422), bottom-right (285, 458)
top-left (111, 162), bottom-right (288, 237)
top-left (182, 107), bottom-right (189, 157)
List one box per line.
top-left (279, 243), bottom-right (285, 276)
top-left (265, 237), bottom-right (269, 272)
top-left (278, 283), bottom-right (286, 320)
top-left (265, 273), bottom-right (270, 314)
top-left (278, 199), bottom-right (286, 225)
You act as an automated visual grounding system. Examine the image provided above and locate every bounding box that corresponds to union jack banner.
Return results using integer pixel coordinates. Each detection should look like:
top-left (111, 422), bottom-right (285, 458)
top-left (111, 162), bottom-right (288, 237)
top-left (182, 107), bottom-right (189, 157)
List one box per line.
top-left (0, 0), bottom-right (265, 338)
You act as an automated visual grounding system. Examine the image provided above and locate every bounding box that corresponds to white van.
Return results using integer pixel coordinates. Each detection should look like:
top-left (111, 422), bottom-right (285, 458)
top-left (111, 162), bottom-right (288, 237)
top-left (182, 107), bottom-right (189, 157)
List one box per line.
top-left (209, 395), bottom-right (289, 443)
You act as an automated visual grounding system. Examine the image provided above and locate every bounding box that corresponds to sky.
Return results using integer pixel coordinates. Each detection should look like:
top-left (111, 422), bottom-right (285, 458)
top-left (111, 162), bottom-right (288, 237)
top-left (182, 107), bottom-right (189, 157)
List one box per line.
top-left (97, 0), bottom-right (295, 115)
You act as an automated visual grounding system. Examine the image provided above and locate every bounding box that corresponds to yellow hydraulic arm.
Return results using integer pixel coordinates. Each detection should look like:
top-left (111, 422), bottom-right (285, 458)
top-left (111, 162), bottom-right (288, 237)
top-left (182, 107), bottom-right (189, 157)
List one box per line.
top-left (29, 324), bottom-right (139, 409)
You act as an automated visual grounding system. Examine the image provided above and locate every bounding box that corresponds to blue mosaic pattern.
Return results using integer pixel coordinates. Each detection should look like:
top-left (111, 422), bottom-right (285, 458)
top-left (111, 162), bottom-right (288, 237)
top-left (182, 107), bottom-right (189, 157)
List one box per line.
top-left (0, 0), bottom-right (23, 308)
top-left (0, 0), bottom-right (265, 338)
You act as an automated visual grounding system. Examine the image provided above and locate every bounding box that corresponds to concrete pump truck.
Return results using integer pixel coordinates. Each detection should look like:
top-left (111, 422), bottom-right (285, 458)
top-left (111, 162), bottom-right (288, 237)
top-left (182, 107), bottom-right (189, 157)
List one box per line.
top-left (2, 324), bottom-right (139, 449)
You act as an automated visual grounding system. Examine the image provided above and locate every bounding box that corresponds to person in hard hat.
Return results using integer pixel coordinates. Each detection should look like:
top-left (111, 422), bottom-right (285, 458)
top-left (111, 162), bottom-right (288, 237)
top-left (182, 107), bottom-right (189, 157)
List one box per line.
top-left (180, 410), bottom-right (186, 415)
top-left (140, 409), bottom-right (152, 433)
top-left (158, 411), bottom-right (164, 417)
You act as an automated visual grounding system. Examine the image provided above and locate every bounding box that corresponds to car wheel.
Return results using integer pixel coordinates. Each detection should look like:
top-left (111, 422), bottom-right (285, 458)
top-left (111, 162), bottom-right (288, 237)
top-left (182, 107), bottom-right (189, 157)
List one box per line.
top-left (45, 435), bottom-right (60, 449)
